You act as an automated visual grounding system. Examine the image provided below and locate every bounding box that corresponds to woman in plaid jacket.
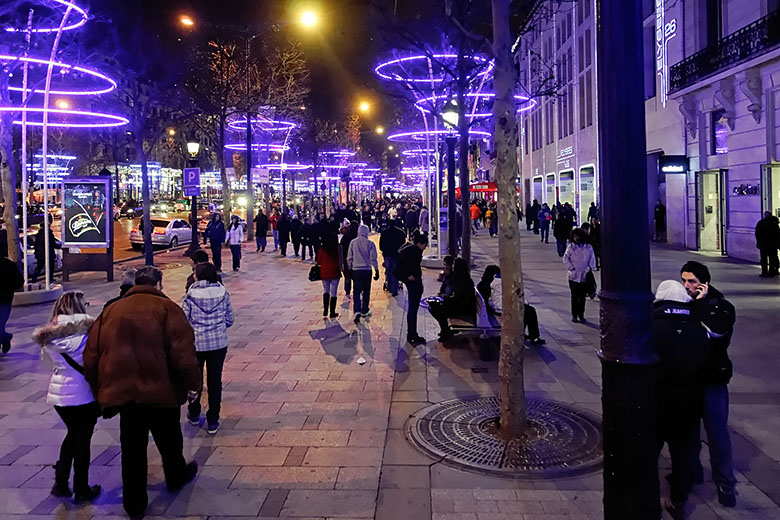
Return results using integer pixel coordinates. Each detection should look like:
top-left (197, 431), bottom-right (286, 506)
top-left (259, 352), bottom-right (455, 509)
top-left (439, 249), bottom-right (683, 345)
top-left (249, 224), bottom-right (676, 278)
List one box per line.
top-left (182, 262), bottom-right (234, 434)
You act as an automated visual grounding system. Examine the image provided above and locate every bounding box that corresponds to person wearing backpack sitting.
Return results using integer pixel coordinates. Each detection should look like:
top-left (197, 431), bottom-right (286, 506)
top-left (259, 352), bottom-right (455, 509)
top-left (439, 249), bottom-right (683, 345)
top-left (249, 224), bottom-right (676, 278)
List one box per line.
top-left (426, 257), bottom-right (476, 341)
top-left (477, 265), bottom-right (545, 345)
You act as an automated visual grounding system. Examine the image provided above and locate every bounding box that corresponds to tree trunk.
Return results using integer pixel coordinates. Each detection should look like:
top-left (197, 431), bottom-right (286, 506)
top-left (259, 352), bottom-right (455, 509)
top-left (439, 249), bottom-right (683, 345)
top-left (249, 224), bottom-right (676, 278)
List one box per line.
top-left (0, 73), bottom-right (20, 264)
top-left (492, 0), bottom-right (526, 439)
top-left (456, 51), bottom-right (471, 267)
top-left (136, 126), bottom-right (153, 266)
top-left (219, 115), bottom-right (232, 218)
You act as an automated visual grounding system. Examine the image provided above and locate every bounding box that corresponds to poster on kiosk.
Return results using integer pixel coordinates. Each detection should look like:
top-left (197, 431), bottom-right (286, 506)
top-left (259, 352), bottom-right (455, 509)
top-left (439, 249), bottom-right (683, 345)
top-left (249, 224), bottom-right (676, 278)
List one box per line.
top-left (61, 177), bottom-right (111, 248)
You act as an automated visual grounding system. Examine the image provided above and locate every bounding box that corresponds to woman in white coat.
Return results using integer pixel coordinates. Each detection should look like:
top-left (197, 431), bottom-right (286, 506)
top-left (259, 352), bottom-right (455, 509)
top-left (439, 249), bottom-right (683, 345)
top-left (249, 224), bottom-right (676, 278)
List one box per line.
top-left (563, 227), bottom-right (597, 323)
top-left (33, 291), bottom-right (101, 503)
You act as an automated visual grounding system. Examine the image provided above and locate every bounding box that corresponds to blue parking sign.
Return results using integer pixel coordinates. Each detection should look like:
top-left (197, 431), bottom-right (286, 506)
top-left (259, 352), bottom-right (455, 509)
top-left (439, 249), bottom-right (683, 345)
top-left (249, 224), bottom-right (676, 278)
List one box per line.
top-left (183, 167), bottom-right (200, 197)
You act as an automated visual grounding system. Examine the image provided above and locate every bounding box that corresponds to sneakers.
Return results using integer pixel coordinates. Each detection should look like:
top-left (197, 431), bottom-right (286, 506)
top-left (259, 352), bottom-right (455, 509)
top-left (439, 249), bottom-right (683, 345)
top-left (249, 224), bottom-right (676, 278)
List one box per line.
top-left (408, 336), bottom-right (427, 346)
top-left (167, 461), bottom-right (198, 492)
top-left (187, 413), bottom-right (200, 426)
top-left (362, 309), bottom-right (372, 318)
top-left (74, 484), bottom-right (102, 504)
top-left (717, 485), bottom-right (736, 507)
top-left (527, 337), bottom-right (546, 345)
top-left (207, 422), bottom-right (220, 435)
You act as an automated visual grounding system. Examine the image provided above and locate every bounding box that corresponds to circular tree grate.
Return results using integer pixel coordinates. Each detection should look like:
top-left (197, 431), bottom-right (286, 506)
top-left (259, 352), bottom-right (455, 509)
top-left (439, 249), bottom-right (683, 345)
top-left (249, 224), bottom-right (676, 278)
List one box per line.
top-left (407, 397), bottom-right (603, 479)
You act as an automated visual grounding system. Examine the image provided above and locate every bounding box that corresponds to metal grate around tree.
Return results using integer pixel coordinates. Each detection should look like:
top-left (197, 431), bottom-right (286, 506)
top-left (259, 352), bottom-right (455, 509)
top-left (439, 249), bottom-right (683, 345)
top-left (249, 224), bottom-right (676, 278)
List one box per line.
top-left (407, 397), bottom-right (603, 478)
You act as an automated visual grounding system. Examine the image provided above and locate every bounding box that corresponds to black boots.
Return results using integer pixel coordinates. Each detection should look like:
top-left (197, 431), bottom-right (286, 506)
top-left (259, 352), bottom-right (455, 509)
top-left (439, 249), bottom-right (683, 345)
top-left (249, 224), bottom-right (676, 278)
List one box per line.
top-left (322, 293), bottom-right (329, 317)
top-left (329, 296), bottom-right (339, 318)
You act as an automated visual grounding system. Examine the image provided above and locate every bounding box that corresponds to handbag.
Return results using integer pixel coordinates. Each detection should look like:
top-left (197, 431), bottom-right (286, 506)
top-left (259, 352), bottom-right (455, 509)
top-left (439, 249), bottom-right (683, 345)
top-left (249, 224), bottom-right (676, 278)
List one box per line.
top-left (584, 270), bottom-right (597, 299)
top-left (308, 264), bottom-right (321, 282)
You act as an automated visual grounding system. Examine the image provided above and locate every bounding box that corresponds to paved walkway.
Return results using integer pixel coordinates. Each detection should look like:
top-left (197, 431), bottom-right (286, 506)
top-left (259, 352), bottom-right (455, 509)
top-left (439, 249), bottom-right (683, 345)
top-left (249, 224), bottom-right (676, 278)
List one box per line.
top-left (0, 228), bottom-right (778, 519)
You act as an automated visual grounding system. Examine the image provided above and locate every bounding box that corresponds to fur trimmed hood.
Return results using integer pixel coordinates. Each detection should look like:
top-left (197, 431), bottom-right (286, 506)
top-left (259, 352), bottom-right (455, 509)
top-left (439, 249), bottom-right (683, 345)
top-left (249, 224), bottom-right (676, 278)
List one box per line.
top-left (32, 314), bottom-right (95, 346)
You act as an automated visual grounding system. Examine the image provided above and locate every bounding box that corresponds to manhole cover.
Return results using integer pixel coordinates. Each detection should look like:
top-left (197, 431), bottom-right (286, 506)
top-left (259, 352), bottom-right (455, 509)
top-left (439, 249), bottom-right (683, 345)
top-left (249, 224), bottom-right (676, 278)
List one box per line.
top-left (157, 262), bottom-right (183, 270)
top-left (407, 397), bottom-right (603, 478)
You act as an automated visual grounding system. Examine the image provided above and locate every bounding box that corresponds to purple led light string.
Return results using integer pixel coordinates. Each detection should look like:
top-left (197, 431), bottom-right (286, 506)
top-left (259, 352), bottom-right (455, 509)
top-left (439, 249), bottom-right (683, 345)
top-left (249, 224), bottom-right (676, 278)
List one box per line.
top-left (228, 118), bottom-right (298, 132)
top-left (387, 129), bottom-right (491, 142)
top-left (414, 93), bottom-right (536, 117)
top-left (1, 55), bottom-right (118, 95)
top-left (3, 0), bottom-right (88, 33)
top-left (374, 54), bottom-right (493, 84)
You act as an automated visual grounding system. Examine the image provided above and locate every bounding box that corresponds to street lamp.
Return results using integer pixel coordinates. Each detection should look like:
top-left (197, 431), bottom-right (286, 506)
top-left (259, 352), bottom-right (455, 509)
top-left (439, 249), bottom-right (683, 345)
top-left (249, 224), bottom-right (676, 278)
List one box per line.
top-left (375, 125), bottom-right (385, 135)
top-left (179, 15), bottom-right (195, 27)
top-left (185, 140), bottom-right (201, 256)
top-left (358, 100), bottom-right (371, 113)
top-left (300, 10), bottom-right (318, 27)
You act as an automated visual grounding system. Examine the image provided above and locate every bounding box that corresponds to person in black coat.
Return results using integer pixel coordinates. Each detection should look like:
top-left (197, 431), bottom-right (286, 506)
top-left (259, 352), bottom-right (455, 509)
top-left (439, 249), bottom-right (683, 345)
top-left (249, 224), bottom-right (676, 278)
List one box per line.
top-left (529, 200), bottom-right (541, 233)
top-left (379, 219), bottom-right (407, 296)
top-left (298, 217), bottom-right (315, 262)
top-left (652, 280), bottom-right (713, 519)
top-left (427, 257), bottom-right (476, 341)
top-left (754, 211), bottom-right (780, 277)
top-left (1, 256), bottom-right (24, 354)
top-left (394, 232), bottom-right (428, 346)
top-left (32, 216), bottom-right (61, 283)
top-left (290, 215), bottom-right (303, 257)
top-left (253, 210), bottom-right (269, 252)
top-left (552, 210), bottom-right (573, 258)
top-left (405, 207), bottom-right (419, 237)
top-left (277, 213), bottom-right (291, 257)
top-left (204, 213), bottom-right (226, 272)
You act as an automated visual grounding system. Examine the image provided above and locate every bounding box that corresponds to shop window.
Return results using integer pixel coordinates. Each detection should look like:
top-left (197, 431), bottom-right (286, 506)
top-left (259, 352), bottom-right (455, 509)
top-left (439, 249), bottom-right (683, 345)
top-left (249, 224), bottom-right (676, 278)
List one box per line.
top-left (579, 80), bottom-right (586, 130)
top-left (711, 109), bottom-right (728, 155)
top-left (585, 70), bottom-right (593, 127)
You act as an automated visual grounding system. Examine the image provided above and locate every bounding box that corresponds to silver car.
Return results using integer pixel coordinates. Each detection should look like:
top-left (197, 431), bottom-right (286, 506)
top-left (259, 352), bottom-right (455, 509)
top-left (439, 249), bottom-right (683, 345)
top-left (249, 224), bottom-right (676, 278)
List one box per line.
top-left (130, 217), bottom-right (193, 250)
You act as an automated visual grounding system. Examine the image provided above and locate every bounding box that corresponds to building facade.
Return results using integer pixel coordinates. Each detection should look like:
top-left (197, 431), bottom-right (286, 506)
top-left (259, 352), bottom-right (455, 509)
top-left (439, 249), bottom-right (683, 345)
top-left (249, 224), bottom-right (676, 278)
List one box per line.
top-left (517, 0), bottom-right (780, 262)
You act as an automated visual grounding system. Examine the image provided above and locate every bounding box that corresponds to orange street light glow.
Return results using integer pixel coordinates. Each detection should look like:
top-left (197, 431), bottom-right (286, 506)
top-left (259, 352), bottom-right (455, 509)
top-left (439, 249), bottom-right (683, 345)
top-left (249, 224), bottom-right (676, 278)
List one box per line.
top-left (358, 101), bottom-right (371, 113)
top-left (300, 11), bottom-right (318, 27)
top-left (180, 15), bottom-right (195, 27)
top-left (55, 99), bottom-right (70, 109)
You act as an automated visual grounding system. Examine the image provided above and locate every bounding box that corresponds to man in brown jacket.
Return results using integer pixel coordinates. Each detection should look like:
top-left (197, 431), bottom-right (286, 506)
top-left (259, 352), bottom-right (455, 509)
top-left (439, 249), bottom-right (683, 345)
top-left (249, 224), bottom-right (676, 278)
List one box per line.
top-left (84, 266), bottom-right (201, 518)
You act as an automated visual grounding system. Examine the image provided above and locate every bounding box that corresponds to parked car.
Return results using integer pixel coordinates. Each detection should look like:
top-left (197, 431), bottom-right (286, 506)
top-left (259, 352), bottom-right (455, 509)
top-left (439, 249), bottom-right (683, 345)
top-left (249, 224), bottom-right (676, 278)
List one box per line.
top-left (129, 217), bottom-right (193, 250)
top-left (120, 200), bottom-right (143, 219)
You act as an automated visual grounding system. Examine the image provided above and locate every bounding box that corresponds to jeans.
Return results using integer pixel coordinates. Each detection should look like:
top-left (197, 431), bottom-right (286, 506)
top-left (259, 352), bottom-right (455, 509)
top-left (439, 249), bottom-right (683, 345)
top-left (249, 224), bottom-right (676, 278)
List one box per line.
top-left (556, 238), bottom-right (567, 257)
top-left (256, 234), bottom-right (267, 251)
top-left (273, 229), bottom-right (279, 249)
top-left (230, 244), bottom-right (241, 270)
top-left (472, 219), bottom-right (479, 233)
top-left (0, 303), bottom-right (11, 346)
top-left (292, 240), bottom-right (301, 256)
top-left (211, 244), bottom-right (222, 272)
top-left (696, 384), bottom-right (737, 488)
top-left (568, 280), bottom-right (587, 319)
top-left (352, 269), bottom-right (372, 314)
top-left (540, 225), bottom-right (549, 243)
top-left (489, 220), bottom-right (497, 236)
top-left (385, 256), bottom-right (399, 294)
top-left (53, 402), bottom-right (100, 493)
top-left (405, 280), bottom-right (423, 340)
top-left (321, 278), bottom-right (339, 297)
top-left (188, 348), bottom-right (227, 425)
top-left (119, 405), bottom-right (188, 516)
top-left (524, 304), bottom-right (541, 339)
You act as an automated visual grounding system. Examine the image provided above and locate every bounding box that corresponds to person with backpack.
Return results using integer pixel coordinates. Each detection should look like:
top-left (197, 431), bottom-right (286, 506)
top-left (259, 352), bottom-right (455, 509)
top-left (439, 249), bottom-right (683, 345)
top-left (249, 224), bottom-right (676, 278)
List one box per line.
top-left (395, 232), bottom-right (428, 345)
top-left (379, 218), bottom-right (407, 297)
top-left (183, 262), bottom-right (234, 435)
top-left (203, 213), bottom-right (226, 272)
top-left (33, 291), bottom-right (101, 503)
top-left (538, 203), bottom-right (552, 244)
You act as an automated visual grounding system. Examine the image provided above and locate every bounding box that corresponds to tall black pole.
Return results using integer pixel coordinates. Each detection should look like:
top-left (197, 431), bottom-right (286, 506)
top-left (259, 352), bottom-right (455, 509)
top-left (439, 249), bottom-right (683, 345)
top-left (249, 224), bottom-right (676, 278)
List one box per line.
top-left (597, 1), bottom-right (659, 518)
top-left (245, 33), bottom-right (254, 242)
top-left (186, 155), bottom-right (200, 257)
top-left (446, 135), bottom-right (458, 257)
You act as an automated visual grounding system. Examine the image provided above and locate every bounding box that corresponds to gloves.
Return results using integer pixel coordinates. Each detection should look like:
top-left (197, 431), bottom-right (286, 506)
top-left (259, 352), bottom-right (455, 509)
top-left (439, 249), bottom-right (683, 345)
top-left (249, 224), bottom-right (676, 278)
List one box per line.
top-left (374, 270), bottom-right (380, 281)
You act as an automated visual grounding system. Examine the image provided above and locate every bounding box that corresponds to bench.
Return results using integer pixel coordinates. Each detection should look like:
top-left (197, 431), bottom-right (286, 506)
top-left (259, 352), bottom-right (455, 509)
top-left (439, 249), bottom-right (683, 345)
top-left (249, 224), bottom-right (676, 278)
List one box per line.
top-left (448, 288), bottom-right (501, 338)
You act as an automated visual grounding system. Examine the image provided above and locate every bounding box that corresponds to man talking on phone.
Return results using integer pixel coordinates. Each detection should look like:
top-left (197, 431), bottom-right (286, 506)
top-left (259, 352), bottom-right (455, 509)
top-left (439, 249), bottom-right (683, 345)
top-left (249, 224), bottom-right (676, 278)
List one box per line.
top-left (680, 261), bottom-right (737, 508)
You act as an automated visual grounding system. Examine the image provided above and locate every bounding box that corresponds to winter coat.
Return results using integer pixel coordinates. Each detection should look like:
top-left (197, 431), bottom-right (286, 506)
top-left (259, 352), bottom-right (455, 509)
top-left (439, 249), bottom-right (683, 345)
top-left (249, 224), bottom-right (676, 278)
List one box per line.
top-left (103, 284), bottom-right (133, 310)
top-left (254, 213), bottom-right (269, 235)
top-left (0, 257), bottom-right (24, 305)
top-left (563, 242), bottom-right (596, 282)
top-left (691, 285), bottom-right (736, 385)
top-left (317, 246), bottom-right (342, 280)
top-left (277, 217), bottom-right (291, 243)
top-left (33, 313), bottom-right (96, 407)
top-left (394, 242), bottom-right (422, 284)
top-left (419, 209), bottom-right (430, 233)
top-left (182, 281), bottom-right (234, 352)
top-left (226, 223), bottom-right (243, 245)
top-left (290, 218), bottom-right (303, 242)
top-left (405, 210), bottom-right (419, 229)
top-left (299, 223), bottom-right (313, 244)
top-left (347, 225), bottom-right (378, 271)
top-left (83, 285), bottom-right (201, 414)
top-left (755, 215), bottom-right (780, 250)
top-left (553, 215), bottom-right (574, 240)
top-left (470, 204), bottom-right (481, 220)
top-left (379, 225), bottom-right (406, 258)
top-left (269, 213), bottom-right (280, 231)
top-left (204, 220), bottom-right (226, 246)
top-left (538, 208), bottom-right (552, 229)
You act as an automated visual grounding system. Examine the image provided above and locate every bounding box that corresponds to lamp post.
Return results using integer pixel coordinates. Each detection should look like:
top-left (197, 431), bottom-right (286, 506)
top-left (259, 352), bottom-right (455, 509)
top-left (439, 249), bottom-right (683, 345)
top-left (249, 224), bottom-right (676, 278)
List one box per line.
top-left (443, 100), bottom-right (459, 257)
top-left (186, 140), bottom-right (201, 256)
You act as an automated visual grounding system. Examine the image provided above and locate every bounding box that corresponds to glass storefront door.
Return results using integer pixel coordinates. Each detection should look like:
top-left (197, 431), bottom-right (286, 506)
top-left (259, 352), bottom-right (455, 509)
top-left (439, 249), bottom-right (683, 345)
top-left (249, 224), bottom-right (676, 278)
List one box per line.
top-left (579, 167), bottom-right (595, 223)
top-left (545, 173), bottom-right (556, 204)
top-left (533, 176), bottom-right (543, 203)
top-left (696, 170), bottom-right (726, 253)
top-left (559, 170), bottom-right (575, 208)
top-left (762, 164), bottom-right (780, 218)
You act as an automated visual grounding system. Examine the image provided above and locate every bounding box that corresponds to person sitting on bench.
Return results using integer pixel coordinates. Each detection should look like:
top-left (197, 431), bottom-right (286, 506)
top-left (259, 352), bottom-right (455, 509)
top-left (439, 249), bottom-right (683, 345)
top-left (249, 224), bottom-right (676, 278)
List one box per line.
top-left (427, 257), bottom-right (476, 341)
top-left (476, 265), bottom-right (546, 345)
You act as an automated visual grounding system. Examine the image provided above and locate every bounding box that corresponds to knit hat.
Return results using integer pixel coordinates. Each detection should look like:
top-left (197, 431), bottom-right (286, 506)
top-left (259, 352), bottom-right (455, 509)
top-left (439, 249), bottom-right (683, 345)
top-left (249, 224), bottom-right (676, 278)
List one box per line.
top-left (655, 280), bottom-right (691, 303)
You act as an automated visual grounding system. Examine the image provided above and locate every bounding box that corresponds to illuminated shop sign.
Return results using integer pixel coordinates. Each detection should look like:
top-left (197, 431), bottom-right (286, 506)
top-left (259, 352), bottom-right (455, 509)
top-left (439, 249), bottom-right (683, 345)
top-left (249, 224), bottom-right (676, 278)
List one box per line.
top-left (732, 184), bottom-right (760, 196)
top-left (656, 0), bottom-right (678, 107)
top-left (659, 155), bottom-right (688, 174)
top-left (61, 177), bottom-right (111, 248)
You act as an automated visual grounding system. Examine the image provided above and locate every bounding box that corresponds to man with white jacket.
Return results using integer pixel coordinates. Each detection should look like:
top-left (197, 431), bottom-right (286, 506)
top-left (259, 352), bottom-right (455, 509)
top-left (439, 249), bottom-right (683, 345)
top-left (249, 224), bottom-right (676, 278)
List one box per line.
top-left (347, 224), bottom-right (379, 323)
